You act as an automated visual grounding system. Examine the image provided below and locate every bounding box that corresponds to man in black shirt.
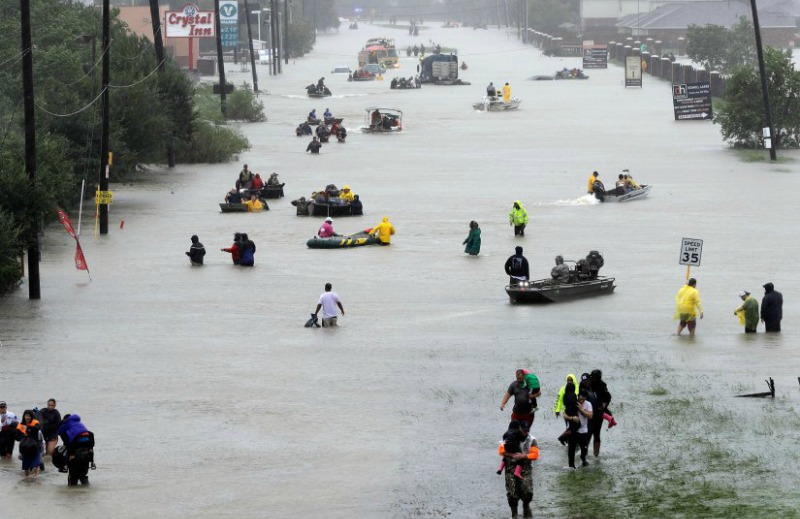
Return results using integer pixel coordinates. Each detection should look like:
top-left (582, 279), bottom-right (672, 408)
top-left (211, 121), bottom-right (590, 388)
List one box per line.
top-left (505, 246), bottom-right (530, 286)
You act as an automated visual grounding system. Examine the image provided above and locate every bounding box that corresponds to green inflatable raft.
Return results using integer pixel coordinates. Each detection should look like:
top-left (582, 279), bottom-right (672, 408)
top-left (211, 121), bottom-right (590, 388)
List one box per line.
top-left (306, 230), bottom-right (379, 249)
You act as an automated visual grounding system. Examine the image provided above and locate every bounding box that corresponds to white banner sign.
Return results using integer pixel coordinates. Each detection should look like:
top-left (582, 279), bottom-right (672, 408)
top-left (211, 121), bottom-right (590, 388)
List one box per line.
top-left (165, 3), bottom-right (215, 38)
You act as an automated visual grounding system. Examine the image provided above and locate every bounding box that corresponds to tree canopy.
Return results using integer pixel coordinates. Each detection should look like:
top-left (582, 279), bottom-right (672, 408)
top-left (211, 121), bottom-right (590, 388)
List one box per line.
top-left (686, 17), bottom-right (755, 73)
top-left (715, 48), bottom-right (800, 149)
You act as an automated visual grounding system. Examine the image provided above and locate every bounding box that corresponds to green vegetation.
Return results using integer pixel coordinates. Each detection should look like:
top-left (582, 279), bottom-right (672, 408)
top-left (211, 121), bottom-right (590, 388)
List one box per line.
top-left (686, 17), bottom-right (755, 73)
top-left (715, 48), bottom-right (800, 149)
top-left (0, 0), bottom-right (252, 292)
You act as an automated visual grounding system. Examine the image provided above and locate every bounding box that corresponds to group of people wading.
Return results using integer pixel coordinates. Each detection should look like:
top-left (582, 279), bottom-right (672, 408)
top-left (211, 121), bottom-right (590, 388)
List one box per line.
top-left (0, 399), bottom-right (95, 485)
top-left (497, 369), bottom-right (616, 517)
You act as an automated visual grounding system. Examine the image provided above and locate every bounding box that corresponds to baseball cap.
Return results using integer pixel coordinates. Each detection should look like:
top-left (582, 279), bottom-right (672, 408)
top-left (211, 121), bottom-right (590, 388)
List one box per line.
top-left (739, 290), bottom-right (750, 297)
top-left (0, 401), bottom-right (6, 407)
top-left (325, 217), bottom-right (333, 222)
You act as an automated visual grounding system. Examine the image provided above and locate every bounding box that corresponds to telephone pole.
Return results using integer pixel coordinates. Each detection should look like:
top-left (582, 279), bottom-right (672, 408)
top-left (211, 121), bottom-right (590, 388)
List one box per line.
top-left (99, 0), bottom-right (111, 234)
top-left (20, 0), bottom-right (40, 298)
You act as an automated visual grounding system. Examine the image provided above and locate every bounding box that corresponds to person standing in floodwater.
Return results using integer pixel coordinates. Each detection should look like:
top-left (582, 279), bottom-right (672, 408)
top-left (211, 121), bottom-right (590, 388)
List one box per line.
top-left (500, 369), bottom-right (541, 428)
top-left (734, 290), bottom-right (759, 333)
top-left (761, 282), bottom-right (783, 332)
top-left (462, 221), bottom-right (481, 256)
top-left (509, 201), bottom-right (528, 237)
top-left (675, 278), bottom-right (703, 336)
top-left (502, 420), bottom-right (537, 518)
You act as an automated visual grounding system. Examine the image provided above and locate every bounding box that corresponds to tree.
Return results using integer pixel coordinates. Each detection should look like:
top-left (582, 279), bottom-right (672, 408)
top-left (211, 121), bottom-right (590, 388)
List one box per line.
top-left (715, 48), bottom-right (800, 149)
top-left (686, 17), bottom-right (755, 73)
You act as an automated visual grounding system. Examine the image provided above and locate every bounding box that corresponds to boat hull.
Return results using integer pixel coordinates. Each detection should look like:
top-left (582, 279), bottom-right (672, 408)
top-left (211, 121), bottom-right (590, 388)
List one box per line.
top-left (596, 184), bottom-right (652, 203)
top-left (473, 99), bottom-right (522, 111)
top-left (307, 231), bottom-right (379, 249)
top-left (219, 202), bottom-right (269, 213)
top-left (506, 277), bottom-right (616, 303)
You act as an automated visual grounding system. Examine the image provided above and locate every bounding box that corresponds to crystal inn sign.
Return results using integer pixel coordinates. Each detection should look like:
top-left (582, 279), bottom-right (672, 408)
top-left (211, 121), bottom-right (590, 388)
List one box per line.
top-left (165, 3), bottom-right (216, 38)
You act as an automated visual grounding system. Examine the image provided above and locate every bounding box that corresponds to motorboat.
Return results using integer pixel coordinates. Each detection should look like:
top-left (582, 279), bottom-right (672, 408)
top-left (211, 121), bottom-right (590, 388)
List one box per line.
top-left (361, 107), bottom-right (403, 133)
top-left (505, 251), bottom-right (615, 303)
top-left (473, 97), bottom-right (522, 111)
top-left (307, 230), bottom-right (379, 249)
top-left (592, 180), bottom-right (652, 202)
top-left (506, 277), bottom-right (616, 303)
top-left (219, 201), bottom-right (269, 213)
top-left (306, 84), bottom-right (332, 97)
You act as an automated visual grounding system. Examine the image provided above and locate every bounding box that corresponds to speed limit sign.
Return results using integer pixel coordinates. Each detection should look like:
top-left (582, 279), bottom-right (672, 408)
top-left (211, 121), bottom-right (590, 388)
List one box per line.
top-left (679, 238), bottom-right (703, 266)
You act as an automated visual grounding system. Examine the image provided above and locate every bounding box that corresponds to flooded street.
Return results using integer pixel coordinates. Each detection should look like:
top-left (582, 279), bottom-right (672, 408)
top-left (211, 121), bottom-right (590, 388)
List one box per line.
top-left (2, 22), bottom-right (800, 518)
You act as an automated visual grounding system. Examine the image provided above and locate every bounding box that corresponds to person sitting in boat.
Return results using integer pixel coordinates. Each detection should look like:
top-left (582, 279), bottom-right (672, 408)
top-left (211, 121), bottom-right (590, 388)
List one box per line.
top-left (623, 174), bottom-right (641, 190)
top-left (225, 188), bottom-right (242, 204)
top-left (350, 194), bottom-right (363, 215)
top-left (308, 109), bottom-right (318, 122)
top-left (340, 185), bottom-right (355, 202)
top-left (381, 115), bottom-right (393, 130)
top-left (251, 173), bottom-right (264, 190)
top-left (306, 136), bottom-right (322, 154)
top-left (324, 108), bottom-right (333, 119)
top-left (551, 255), bottom-right (571, 284)
top-left (408, 76), bottom-right (416, 88)
top-left (318, 217), bottom-right (340, 238)
top-left (370, 110), bottom-right (382, 128)
top-left (390, 77), bottom-right (399, 89)
top-left (267, 172), bottom-right (281, 186)
top-left (244, 193), bottom-right (264, 212)
top-left (316, 77), bottom-right (326, 93)
top-left (325, 184), bottom-right (340, 198)
top-left (237, 164), bottom-right (254, 190)
top-left (615, 174), bottom-right (627, 194)
top-left (486, 82), bottom-right (496, 98)
top-left (460, 61), bottom-right (468, 70)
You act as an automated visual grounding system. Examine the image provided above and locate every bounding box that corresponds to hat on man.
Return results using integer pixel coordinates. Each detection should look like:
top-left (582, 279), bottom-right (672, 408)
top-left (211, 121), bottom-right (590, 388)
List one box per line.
top-left (325, 217), bottom-right (333, 222)
top-left (739, 290), bottom-right (750, 297)
top-left (0, 401), bottom-right (6, 407)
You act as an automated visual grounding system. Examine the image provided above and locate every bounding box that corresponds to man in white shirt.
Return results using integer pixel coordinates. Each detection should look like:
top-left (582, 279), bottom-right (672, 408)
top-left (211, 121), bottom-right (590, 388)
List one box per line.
top-left (564, 390), bottom-right (593, 468)
top-left (314, 283), bottom-right (345, 327)
top-left (0, 401), bottom-right (19, 460)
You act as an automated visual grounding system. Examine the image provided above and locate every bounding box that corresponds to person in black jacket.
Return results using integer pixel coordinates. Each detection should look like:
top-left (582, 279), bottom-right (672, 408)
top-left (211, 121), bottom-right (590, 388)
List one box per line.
top-left (588, 369), bottom-right (616, 457)
top-left (306, 136), bottom-right (322, 154)
top-left (761, 282), bottom-right (783, 332)
top-left (239, 233), bottom-right (256, 267)
top-left (186, 235), bottom-right (206, 265)
top-left (505, 246), bottom-right (530, 286)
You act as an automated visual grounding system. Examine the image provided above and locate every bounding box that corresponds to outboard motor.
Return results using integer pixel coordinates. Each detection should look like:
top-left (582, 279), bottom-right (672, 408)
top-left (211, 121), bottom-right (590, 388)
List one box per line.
top-left (585, 251), bottom-right (604, 279)
top-left (592, 180), bottom-right (606, 202)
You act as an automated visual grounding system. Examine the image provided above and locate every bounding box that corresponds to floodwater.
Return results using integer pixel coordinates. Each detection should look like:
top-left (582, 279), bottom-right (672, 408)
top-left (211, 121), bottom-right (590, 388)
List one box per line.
top-left (2, 22), bottom-right (800, 518)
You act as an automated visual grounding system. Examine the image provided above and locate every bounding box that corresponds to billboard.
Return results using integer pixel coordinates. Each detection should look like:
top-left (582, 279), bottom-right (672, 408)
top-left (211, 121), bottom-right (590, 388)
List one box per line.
top-left (165, 3), bottom-right (215, 38)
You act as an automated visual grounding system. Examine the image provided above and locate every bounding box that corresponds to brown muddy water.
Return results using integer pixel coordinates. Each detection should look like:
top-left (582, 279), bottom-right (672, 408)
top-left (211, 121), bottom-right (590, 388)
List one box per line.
top-left (1, 20), bottom-right (800, 519)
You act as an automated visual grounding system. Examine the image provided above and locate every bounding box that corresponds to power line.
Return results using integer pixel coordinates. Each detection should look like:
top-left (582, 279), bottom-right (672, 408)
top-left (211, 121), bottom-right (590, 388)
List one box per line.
top-left (34, 88), bottom-right (106, 118)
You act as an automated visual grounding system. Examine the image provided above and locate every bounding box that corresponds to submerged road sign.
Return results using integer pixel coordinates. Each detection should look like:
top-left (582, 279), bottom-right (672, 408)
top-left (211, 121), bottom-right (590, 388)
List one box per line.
top-left (673, 82), bottom-right (712, 121)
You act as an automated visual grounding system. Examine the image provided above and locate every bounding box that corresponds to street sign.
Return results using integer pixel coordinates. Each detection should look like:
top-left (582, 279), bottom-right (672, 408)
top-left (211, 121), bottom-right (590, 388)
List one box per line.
top-left (96, 191), bottom-right (114, 205)
top-left (625, 56), bottom-right (642, 87)
top-left (582, 47), bottom-right (608, 69)
top-left (679, 238), bottom-right (703, 266)
top-left (219, 1), bottom-right (239, 48)
top-left (672, 82), bottom-right (712, 121)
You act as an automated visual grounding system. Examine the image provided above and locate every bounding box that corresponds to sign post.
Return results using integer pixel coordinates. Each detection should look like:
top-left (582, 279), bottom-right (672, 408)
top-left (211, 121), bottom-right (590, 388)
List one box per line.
top-left (679, 237), bottom-right (703, 280)
top-left (672, 82), bottom-right (713, 121)
top-left (625, 55), bottom-right (642, 87)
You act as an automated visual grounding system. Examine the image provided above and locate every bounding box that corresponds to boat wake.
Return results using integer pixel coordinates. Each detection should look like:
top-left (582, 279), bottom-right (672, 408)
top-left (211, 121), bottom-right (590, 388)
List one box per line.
top-left (549, 194), bottom-right (600, 206)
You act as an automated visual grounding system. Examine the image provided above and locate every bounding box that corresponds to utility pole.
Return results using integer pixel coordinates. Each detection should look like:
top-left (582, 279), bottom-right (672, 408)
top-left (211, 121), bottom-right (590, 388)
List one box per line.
top-left (213, 0), bottom-right (227, 116)
top-left (20, 0), bottom-right (40, 299)
top-left (148, 0), bottom-right (174, 167)
top-left (99, 0), bottom-right (110, 235)
top-left (270, 0), bottom-right (279, 74)
top-left (748, 0), bottom-right (777, 161)
top-left (243, 0), bottom-right (259, 92)
top-left (284, 0), bottom-right (290, 65)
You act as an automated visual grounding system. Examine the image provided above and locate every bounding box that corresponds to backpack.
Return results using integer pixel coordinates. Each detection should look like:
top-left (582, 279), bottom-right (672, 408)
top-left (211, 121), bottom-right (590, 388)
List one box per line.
top-left (19, 435), bottom-right (38, 457)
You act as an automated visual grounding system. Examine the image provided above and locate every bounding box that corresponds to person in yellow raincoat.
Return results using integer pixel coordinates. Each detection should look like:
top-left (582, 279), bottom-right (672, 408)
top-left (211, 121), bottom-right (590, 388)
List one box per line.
top-left (244, 193), bottom-right (264, 212)
top-left (503, 82), bottom-right (511, 103)
top-left (340, 185), bottom-right (355, 202)
top-left (509, 201), bottom-right (528, 237)
top-left (587, 171), bottom-right (599, 194)
top-left (675, 278), bottom-right (703, 335)
top-left (371, 216), bottom-right (395, 245)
